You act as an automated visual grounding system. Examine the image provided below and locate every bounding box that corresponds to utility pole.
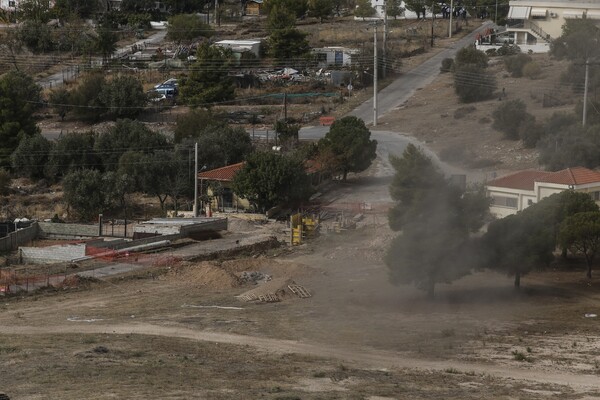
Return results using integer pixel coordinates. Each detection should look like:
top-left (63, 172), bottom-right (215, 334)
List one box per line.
top-left (373, 22), bottom-right (378, 127)
top-left (449, 0), bottom-right (453, 38)
top-left (431, 0), bottom-right (435, 48)
top-left (583, 58), bottom-right (589, 126)
top-left (193, 142), bottom-right (199, 217)
top-left (495, 0), bottom-right (498, 25)
top-left (382, 0), bottom-right (387, 79)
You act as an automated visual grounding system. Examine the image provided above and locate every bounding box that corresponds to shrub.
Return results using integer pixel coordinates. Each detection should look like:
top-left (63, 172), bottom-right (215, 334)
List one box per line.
top-left (504, 53), bottom-right (532, 77)
top-left (492, 99), bottom-right (531, 140)
top-left (485, 48), bottom-right (497, 57)
top-left (518, 116), bottom-right (544, 148)
top-left (454, 64), bottom-right (497, 103)
top-left (454, 106), bottom-right (476, 119)
top-left (523, 62), bottom-right (542, 79)
top-left (497, 44), bottom-right (521, 56)
top-left (454, 46), bottom-right (488, 69)
top-left (440, 58), bottom-right (454, 73)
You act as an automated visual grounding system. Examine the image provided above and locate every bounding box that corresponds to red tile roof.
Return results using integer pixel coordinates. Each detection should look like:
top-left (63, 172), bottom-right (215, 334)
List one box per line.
top-left (487, 170), bottom-right (550, 191)
top-left (536, 167), bottom-right (600, 185)
top-left (488, 167), bottom-right (600, 190)
top-left (198, 162), bottom-right (245, 182)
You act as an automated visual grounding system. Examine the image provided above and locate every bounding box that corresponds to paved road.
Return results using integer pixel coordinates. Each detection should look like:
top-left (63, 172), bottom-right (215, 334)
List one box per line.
top-left (37, 30), bottom-right (167, 89)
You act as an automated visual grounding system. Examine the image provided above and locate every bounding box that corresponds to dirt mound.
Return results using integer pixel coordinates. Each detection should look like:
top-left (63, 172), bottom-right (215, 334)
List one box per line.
top-left (167, 261), bottom-right (241, 289)
top-left (227, 217), bottom-right (262, 233)
top-left (221, 257), bottom-right (312, 278)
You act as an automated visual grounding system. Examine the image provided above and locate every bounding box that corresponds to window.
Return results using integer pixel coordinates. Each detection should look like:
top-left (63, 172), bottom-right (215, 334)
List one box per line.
top-left (591, 191), bottom-right (600, 201)
top-left (491, 196), bottom-right (518, 209)
top-left (8, 1), bottom-right (15, 7)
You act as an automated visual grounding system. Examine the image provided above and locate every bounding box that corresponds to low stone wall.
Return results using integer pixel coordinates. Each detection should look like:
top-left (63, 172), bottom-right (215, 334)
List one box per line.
top-left (186, 236), bottom-right (280, 262)
top-left (38, 222), bottom-right (99, 239)
top-left (20, 243), bottom-right (87, 264)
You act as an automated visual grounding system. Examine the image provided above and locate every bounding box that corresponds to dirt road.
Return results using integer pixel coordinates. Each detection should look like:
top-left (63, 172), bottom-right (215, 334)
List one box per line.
top-left (1, 322), bottom-right (598, 393)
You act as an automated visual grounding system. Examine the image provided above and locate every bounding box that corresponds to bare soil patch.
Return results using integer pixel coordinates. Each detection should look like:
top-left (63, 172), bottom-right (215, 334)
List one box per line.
top-left (378, 53), bottom-right (576, 175)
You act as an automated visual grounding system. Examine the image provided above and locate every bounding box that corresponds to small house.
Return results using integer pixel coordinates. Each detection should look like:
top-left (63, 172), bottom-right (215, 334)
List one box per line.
top-left (198, 162), bottom-right (250, 212)
top-left (312, 46), bottom-right (359, 67)
top-left (214, 39), bottom-right (262, 59)
top-left (486, 167), bottom-right (600, 218)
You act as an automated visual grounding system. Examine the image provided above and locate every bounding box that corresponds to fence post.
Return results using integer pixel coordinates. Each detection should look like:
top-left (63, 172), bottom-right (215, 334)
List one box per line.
top-left (98, 214), bottom-right (103, 236)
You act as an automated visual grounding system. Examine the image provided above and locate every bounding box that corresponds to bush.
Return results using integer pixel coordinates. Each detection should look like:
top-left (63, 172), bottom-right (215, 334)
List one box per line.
top-left (518, 117), bottom-right (544, 148)
top-left (492, 99), bottom-right (532, 140)
top-left (497, 44), bottom-right (521, 56)
top-left (454, 46), bottom-right (488, 69)
top-left (485, 48), bottom-right (497, 57)
top-left (454, 64), bottom-right (497, 103)
top-left (504, 53), bottom-right (532, 77)
top-left (454, 106), bottom-right (476, 119)
top-left (440, 58), bottom-right (454, 73)
top-left (523, 62), bottom-right (542, 79)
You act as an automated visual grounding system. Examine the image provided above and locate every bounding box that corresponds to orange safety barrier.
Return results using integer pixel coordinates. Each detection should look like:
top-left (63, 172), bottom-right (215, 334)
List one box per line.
top-left (319, 116), bottom-right (335, 126)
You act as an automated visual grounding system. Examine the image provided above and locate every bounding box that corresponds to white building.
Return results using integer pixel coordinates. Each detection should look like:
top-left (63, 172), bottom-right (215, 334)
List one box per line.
top-left (486, 167), bottom-right (600, 218)
top-left (312, 46), bottom-right (359, 67)
top-left (478, 0), bottom-right (600, 52)
top-left (214, 39), bottom-right (262, 58)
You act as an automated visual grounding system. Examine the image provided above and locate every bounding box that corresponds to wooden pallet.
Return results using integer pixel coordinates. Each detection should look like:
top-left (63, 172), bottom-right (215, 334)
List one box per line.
top-left (236, 293), bottom-right (258, 302)
top-left (288, 284), bottom-right (311, 298)
top-left (258, 293), bottom-right (280, 303)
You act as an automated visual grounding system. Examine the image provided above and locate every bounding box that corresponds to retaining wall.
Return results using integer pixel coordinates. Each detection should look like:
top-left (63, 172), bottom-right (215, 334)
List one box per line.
top-left (38, 222), bottom-right (99, 239)
top-left (20, 243), bottom-right (87, 264)
top-left (0, 223), bottom-right (40, 253)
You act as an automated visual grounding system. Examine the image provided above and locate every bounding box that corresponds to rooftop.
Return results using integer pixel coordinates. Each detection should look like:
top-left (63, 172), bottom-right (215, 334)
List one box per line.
top-left (487, 167), bottom-right (600, 190)
top-left (198, 162), bottom-right (245, 181)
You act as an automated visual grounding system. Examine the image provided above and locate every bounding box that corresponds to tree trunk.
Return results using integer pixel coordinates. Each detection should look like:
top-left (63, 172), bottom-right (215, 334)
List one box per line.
top-left (587, 264), bottom-right (592, 279)
top-left (514, 271), bottom-right (521, 289)
top-left (342, 169), bottom-right (348, 181)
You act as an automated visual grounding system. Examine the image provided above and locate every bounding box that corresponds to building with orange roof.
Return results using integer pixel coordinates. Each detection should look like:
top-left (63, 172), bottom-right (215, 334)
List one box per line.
top-left (486, 167), bottom-right (600, 218)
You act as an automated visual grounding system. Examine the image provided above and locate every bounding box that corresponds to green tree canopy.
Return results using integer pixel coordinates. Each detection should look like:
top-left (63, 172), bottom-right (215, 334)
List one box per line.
top-left (17, 20), bottom-right (54, 53)
top-left (267, 4), bottom-right (296, 32)
top-left (268, 27), bottom-right (310, 64)
top-left (53, 0), bottom-right (99, 19)
top-left (317, 116), bottom-right (377, 181)
top-left (167, 14), bottom-right (214, 44)
top-left (232, 152), bottom-right (312, 212)
top-left (385, 143), bottom-right (489, 297)
top-left (62, 169), bottom-right (112, 221)
top-left (95, 119), bottom-right (170, 171)
top-left (454, 46), bottom-right (489, 69)
top-left (18, 0), bottom-right (52, 22)
top-left (180, 43), bottom-right (236, 107)
top-left (403, 0), bottom-right (427, 19)
top-left (537, 124), bottom-right (600, 171)
top-left (492, 99), bottom-right (533, 140)
top-left (354, 0), bottom-right (376, 19)
top-left (264, 0), bottom-right (308, 18)
top-left (308, 0), bottom-right (333, 22)
top-left (11, 133), bottom-right (52, 179)
top-left (453, 64), bottom-right (497, 103)
top-left (70, 73), bottom-right (106, 121)
top-left (0, 70), bottom-right (41, 168)
top-left (551, 19), bottom-right (600, 61)
top-left (98, 75), bottom-right (147, 119)
top-left (387, 0), bottom-right (404, 19)
top-left (95, 25), bottom-right (118, 65)
top-left (49, 87), bottom-right (71, 121)
top-left (46, 131), bottom-right (100, 179)
top-left (559, 211), bottom-right (600, 279)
